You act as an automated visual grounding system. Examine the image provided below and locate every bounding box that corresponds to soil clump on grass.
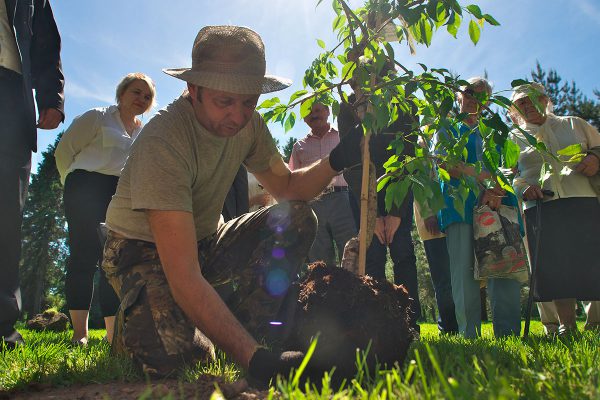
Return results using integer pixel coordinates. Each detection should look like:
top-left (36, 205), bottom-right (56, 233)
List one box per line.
top-left (280, 262), bottom-right (417, 382)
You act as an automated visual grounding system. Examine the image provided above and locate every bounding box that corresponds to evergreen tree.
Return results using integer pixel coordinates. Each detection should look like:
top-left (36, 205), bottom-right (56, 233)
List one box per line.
top-left (20, 135), bottom-right (68, 317)
top-left (280, 136), bottom-right (297, 163)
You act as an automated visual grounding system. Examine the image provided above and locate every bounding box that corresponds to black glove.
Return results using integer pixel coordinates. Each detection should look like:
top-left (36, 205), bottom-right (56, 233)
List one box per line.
top-left (247, 348), bottom-right (314, 388)
top-left (329, 123), bottom-right (364, 172)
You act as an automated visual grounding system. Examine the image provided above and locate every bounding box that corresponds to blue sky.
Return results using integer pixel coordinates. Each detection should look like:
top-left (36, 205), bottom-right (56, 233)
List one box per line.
top-left (36, 0), bottom-right (600, 171)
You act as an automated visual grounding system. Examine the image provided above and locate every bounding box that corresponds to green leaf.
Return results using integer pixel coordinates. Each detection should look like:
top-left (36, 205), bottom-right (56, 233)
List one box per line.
top-left (257, 97), bottom-right (280, 109)
top-left (341, 61), bottom-right (356, 81)
top-left (419, 17), bottom-right (433, 47)
top-left (317, 39), bottom-right (326, 49)
top-left (405, 80), bottom-right (418, 97)
top-left (482, 113), bottom-right (509, 135)
top-left (468, 20), bottom-right (480, 45)
top-left (386, 178), bottom-right (411, 211)
top-left (466, 4), bottom-right (483, 19)
top-left (291, 335), bottom-right (318, 387)
top-left (556, 143), bottom-right (583, 156)
top-left (567, 153), bottom-right (585, 163)
top-left (511, 79), bottom-right (530, 88)
top-left (491, 95), bottom-right (512, 108)
top-left (502, 139), bottom-right (521, 169)
top-left (438, 167), bottom-right (451, 182)
top-left (331, 0), bottom-right (341, 15)
top-left (289, 90), bottom-right (308, 104)
top-left (384, 42), bottom-right (395, 63)
top-left (439, 96), bottom-right (454, 119)
top-left (377, 175), bottom-right (392, 192)
top-left (300, 97), bottom-right (315, 118)
top-left (483, 13), bottom-right (500, 26)
top-left (284, 112), bottom-right (296, 132)
top-left (332, 15), bottom-right (346, 31)
top-left (446, 12), bottom-right (461, 38)
top-left (426, 0), bottom-right (439, 19)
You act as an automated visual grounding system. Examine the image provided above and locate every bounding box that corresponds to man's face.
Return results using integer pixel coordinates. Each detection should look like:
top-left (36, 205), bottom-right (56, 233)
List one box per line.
top-left (188, 85), bottom-right (260, 137)
top-left (514, 96), bottom-right (548, 125)
top-left (304, 103), bottom-right (330, 132)
top-left (458, 87), bottom-right (487, 117)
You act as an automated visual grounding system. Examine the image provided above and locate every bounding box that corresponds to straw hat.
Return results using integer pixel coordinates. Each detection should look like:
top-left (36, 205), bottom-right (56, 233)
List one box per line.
top-left (510, 82), bottom-right (546, 102)
top-left (163, 25), bottom-right (292, 94)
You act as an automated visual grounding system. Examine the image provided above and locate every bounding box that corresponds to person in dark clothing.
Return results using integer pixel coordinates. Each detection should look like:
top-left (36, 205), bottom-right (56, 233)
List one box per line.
top-left (338, 92), bottom-right (422, 331)
top-left (0, 0), bottom-right (64, 349)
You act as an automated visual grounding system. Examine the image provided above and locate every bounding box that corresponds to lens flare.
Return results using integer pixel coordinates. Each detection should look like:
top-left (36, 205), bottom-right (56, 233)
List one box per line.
top-left (267, 203), bottom-right (291, 233)
top-left (272, 247), bottom-right (285, 259)
top-left (265, 268), bottom-right (290, 297)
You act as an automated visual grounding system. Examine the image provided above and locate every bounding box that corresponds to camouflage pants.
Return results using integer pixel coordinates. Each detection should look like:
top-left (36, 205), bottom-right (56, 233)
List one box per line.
top-left (102, 201), bottom-right (316, 376)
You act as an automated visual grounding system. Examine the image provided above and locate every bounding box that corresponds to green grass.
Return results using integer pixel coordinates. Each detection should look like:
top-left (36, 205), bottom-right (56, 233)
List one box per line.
top-left (1, 323), bottom-right (599, 399)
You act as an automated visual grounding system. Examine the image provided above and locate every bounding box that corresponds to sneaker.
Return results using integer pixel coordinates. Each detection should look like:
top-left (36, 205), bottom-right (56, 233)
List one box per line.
top-left (558, 325), bottom-right (578, 337)
top-left (543, 323), bottom-right (559, 337)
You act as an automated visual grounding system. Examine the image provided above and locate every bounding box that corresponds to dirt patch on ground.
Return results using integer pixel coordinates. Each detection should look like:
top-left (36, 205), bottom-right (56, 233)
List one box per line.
top-left (281, 262), bottom-right (416, 383)
top-left (2, 376), bottom-right (267, 400)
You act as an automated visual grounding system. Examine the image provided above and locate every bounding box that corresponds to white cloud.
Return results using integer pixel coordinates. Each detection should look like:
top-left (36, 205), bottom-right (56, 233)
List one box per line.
top-left (577, 0), bottom-right (600, 26)
top-left (65, 80), bottom-right (113, 105)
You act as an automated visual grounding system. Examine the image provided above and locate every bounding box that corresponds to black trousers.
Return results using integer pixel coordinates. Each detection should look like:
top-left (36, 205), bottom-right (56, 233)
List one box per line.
top-left (365, 193), bottom-right (421, 326)
top-left (64, 170), bottom-right (120, 316)
top-left (0, 70), bottom-right (33, 338)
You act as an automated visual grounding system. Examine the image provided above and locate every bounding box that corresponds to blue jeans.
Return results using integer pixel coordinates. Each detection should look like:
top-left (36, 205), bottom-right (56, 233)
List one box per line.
top-left (423, 237), bottom-right (458, 334)
top-left (445, 222), bottom-right (521, 338)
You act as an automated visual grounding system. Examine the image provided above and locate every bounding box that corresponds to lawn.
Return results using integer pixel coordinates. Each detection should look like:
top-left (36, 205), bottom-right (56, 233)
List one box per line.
top-left (1, 321), bottom-right (598, 399)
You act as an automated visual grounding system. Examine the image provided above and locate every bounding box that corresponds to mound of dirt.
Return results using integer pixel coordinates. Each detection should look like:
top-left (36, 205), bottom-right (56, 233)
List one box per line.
top-left (281, 262), bottom-right (417, 382)
top-left (26, 309), bottom-right (69, 332)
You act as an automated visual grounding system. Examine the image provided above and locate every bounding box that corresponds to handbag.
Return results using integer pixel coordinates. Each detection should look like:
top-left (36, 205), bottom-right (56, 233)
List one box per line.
top-left (472, 204), bottom-right (529, 283)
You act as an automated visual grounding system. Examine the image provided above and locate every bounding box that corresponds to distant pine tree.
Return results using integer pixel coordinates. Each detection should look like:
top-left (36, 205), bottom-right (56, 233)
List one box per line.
top-left (280, 136), bottom-right (297, 163)
top-left (531, 61), bottom-right (600, 130)
top-left (20, 135), bottom-right (68, 318)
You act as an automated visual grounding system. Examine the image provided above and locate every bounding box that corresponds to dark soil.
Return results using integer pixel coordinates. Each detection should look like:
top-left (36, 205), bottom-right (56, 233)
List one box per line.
top-left (280, 262), bottom-right (417, 383)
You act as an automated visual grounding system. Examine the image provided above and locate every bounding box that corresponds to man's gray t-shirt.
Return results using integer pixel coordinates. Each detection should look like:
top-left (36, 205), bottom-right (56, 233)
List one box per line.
top-left (105, 95), bottom-right (281, 242)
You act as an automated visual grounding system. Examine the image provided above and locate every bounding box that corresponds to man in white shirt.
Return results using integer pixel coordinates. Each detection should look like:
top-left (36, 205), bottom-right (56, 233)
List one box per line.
top-left (0, 0), bottom-right (64, 349)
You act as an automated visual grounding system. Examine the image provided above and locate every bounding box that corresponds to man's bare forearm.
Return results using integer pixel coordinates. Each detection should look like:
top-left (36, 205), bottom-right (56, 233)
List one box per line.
top-left (281, 157), bottom-right (338, 201)
top-left (170, 266), bottom-right (258, 368)
top-left (147, 210), bottom-right (258, 368)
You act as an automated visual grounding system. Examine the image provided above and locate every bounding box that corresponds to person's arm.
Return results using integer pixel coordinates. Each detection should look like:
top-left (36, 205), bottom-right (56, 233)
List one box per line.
top-left (574, 118), bottom-right (600, 177)
top-left (31, 0), bottom-right (65, 127)
top-left (147, 209), bottom-right (259, 368)
top-left (254, 156), bottom-right (338, 202)
top-left (54, 110), bottom-right (101, 183)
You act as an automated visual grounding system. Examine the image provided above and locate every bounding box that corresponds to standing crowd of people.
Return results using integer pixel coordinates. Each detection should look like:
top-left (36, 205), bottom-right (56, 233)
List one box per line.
top-left (1, 0), bottom-right (599, 388)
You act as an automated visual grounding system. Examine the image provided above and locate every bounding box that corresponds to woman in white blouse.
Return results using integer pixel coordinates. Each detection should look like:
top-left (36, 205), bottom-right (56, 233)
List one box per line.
top-left (510, 83), bottom-right (600, 335)
top-left (55, 73), bottom-right (155, 345)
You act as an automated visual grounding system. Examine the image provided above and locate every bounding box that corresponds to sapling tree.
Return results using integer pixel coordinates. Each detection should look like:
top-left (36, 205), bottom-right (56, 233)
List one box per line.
top-left (259, 0), bottom-right (544, 273)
